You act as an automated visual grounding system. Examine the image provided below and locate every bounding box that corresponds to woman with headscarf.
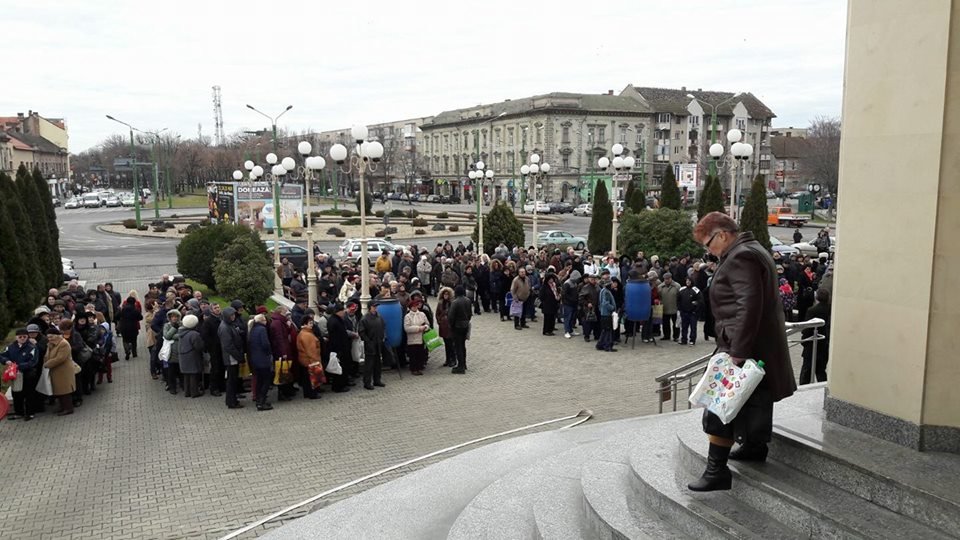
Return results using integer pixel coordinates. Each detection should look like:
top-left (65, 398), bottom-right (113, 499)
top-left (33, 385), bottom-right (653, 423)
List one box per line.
top-left (435, 287), bottom-right (455, 367)
top-left (403, 297), bottom-right (429, 376)
top-left (44, 326), bottom-right (76, 416)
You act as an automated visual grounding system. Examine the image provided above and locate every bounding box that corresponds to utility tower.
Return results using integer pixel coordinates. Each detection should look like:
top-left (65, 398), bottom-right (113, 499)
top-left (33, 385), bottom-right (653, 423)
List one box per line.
top-left (212, 85), bottom-right (225, 146)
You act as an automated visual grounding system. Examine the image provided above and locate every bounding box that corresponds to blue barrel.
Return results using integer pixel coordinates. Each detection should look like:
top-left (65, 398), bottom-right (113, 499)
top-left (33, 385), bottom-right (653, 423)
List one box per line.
top-left (625, 279), bottom-right (651, 322)
top-left (378, 299), bottom-right (403, 348)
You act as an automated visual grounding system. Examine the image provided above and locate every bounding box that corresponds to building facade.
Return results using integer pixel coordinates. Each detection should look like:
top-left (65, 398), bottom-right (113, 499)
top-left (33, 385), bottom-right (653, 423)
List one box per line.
top-left (770, 135), bottom-right (810, 194)
top-left (0, 111), bottom-right (70, 179)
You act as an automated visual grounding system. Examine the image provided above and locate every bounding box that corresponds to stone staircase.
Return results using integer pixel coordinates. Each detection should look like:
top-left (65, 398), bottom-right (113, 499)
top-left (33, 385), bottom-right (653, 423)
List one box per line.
top-left (263, 385), bottom-right (960, 539)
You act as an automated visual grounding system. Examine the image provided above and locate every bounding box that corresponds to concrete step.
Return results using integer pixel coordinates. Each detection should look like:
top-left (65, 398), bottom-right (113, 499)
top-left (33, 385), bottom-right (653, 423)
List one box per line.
top-left (448, 421), bottom-right (642, 540)
top-left (578, 424), bottom-right (691, 540)
top-left (676, 429), bottom-right (954, 539)
top-left (627, 414), bottom-right (803, 539)
top-left (771, 413), bottom-right (960, 537)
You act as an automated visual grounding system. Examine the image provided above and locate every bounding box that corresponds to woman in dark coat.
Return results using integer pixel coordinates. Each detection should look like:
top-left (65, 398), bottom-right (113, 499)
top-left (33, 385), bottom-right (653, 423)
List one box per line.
top-left (489, 260), bottom-right (505, 319)
top-left (689, 212), bottom-right (795, 493)
top-left (435, 287), bottom-right (455, 367)
top-left (117, 297), bottom-right (143, 360)
top-left (538, 273), bottom-right (561, 336)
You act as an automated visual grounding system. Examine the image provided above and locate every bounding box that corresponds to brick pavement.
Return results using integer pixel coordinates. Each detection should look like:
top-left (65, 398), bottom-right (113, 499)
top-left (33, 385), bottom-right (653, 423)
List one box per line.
top-left (0, 270), bottom-right (806, 539)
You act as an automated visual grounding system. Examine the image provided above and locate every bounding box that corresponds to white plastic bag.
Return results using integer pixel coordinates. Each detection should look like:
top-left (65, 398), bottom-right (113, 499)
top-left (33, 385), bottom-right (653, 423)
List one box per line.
top-left (158, 339), bottom-right (172, 363)
top-left (326, 351), bottom-right (343, 375)
top-left (36, 367), bottom-right (53, 396)
top-left (689, 352), bottom-right (766, 424)
top-left (612, 312), bottom-right (620, 331)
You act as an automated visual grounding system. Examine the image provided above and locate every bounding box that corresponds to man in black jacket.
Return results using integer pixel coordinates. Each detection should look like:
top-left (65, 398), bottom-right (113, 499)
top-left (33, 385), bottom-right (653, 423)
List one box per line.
top-left (447, 286), bottom-right (473, 374)
top-left (218, 307), bottom-right (244, 408)
top-left (357, 300), bottom-right (386, 390)
top-left (201, 303), bottom-right (223, 396)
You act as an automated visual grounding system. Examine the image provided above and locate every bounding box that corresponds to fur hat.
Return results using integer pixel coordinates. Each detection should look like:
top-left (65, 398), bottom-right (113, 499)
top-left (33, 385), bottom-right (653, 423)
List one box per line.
top-left (182, 314), bottom-right (199, 329)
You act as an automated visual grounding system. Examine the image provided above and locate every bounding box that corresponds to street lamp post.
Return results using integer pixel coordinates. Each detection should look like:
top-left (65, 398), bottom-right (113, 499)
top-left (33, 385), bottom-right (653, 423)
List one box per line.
top-left (247, 104), bottom-right (293, 236)
top-left (297, 141), bottom-right (327, 232)
top-left (330, 125), bottom-right (384, 314)
top-left (597, 144), bottom-right (635, 257)
top-left (687, 92), bottom-right (742, 177)
top-left (468, 162), bottom-right (495, 254)
top-left (520, 154), bottom-right (550, 249)
top-left (105, 115), bottom-right (142, 227)
top-left (141, 128), bottom-right (168, 219)
top-left (711, 129), bottom-right (752, 222)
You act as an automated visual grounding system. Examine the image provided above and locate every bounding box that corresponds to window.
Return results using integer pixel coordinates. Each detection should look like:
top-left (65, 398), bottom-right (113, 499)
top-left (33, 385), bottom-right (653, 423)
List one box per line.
top-left (597, 126), bottom-right (605, 145)
top-left (791, 160), bottom-right (797, 170)
top-left (587, 127), bottom-right (595, 145)
top-left (535, 127), bottom-right (542, 145)
top-left (443, 135), bottom-right (449, 152)
top-left (521, 126), bottom-right (528, 148)
top-left (454, 133), bottom-right (460, 150)
top-left (562, 126), bottom-right (570, 143)
top-left (674, 146), bottom-right (679, 154)
top-left (620, 127), bottom-right (628, 143)
top-left (507, 127), bottom-right (515, 147)
top-left (657, 113), bottom-right (671, 123)
top-left (676, 116), bottom-right (682, 125)
top-left (674, 131), bottom-right (681, 140)
top-left (637, 129), bottom-right (644, 143)
top-left (463, 132), bottom-right (469, 149)
top-left (689, 116), bottom-right (700, 127)
top-left (495, 128), bottom-right (501, 147)
top-left (482, 130), bottom-right (487, 148)
top-left (443, 156), bottom-right (449, 174)
top-left (736, 118), bottom-right (746, 130)
top-left (561, 154), bottom-right (569, 169)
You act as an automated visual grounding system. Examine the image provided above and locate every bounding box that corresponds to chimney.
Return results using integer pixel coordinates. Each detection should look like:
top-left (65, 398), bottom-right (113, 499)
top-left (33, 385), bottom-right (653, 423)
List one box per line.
top-left (607, 90), bottom-right (613, 95)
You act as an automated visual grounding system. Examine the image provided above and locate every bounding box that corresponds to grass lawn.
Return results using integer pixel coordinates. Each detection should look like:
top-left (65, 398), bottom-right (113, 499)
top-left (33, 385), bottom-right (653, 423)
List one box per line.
top-left (185, 279), bottom-right (280, 312)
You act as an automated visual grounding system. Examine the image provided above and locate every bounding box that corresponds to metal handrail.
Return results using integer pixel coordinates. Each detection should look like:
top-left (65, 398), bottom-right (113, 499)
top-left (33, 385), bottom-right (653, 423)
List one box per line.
top-left (655, 318), bottom-right (825, 413)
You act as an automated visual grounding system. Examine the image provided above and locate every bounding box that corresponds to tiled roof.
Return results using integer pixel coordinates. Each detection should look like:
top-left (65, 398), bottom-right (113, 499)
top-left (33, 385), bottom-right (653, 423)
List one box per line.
top-left (628, 86), bottom-right (776, 119)
top-left (4, 130), bottom-right (64, 153)
top-left (770, 136), bottom-right (810, 158)
top-left (423, 92), bottom-right (651, 129)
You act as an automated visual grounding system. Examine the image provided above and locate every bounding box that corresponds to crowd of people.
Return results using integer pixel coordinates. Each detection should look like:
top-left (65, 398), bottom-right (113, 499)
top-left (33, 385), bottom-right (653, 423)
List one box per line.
top-left (3, 227), bottom-right (834, 421)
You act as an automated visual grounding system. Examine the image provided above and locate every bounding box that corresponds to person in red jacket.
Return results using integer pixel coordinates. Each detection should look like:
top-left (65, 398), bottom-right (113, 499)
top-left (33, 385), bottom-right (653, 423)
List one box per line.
top-left (268, 306), bottom-right (296, 402)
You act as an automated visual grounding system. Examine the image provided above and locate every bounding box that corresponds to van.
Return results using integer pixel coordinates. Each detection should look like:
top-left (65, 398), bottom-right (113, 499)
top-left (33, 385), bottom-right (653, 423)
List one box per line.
top-left (82, 193), bottom-right (105, 208)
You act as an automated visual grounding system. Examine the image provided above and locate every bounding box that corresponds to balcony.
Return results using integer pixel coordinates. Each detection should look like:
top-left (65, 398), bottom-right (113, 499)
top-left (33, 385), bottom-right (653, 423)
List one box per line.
top-left (655, 154), bottom-right (670, 162)
top-left (656, 122), bottom-right (671, 131)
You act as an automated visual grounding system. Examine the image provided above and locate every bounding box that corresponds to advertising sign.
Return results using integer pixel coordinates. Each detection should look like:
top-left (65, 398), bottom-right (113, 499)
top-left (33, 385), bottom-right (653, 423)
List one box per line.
top-left (207, 182), bottom-right (304, 230)
top-left (675, 163), bottom-right (699, 191)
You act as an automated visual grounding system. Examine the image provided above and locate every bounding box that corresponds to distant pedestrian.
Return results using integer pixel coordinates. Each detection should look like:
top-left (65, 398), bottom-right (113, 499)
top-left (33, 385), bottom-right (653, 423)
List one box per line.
top-left (447, 286), bottom-right (472, 374)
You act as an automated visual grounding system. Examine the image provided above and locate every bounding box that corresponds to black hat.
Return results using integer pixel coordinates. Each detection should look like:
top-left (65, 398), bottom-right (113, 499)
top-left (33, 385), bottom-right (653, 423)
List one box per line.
top-left (46, 326), bottom-right (62, 335)
top-left (15, 328), bottom-right (28, 336)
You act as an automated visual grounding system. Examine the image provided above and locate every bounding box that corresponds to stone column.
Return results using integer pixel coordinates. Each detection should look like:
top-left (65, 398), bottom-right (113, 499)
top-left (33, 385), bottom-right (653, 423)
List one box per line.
top-left (827, 0), bottom-right (960, 453)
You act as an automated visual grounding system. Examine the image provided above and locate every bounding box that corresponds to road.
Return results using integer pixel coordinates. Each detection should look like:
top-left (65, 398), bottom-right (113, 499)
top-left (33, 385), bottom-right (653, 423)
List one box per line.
top-left (56, 202), bottom-right (832, 276)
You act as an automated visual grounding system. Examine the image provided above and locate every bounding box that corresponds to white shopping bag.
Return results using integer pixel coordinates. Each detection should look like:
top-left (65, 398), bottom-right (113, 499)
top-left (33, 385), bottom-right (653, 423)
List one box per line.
top-left (326, 352), bottom-right (343, 375)
top-left (689, 352), bottom-right (766, 424)
top-left (36, 367), bottom-right (54, 396)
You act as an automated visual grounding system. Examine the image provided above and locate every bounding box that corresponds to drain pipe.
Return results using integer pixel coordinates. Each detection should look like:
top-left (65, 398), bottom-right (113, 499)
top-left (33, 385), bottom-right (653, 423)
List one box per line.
top-left (219, 409), bottom-right (593, 540)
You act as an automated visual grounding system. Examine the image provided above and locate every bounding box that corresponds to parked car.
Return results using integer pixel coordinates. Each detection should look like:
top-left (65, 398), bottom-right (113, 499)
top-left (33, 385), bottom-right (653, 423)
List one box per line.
top-left (120, 193), bottom-right (136, 207)
top-left (51, 197), bottom-right (61, 207)
top-left (65, 198), bottom-right (81, 209)
top-left (338, 238), bottom-right (401, 265)
top-left (105, 195), bottom-right (122, 207)
top-left (62, 265), bottom-right (79, 282)
top-left (522, 200), bottom-right (551, 213)
top-left (263, 240), bottom-right (292, 250)
top-left (537, 230), bottom-right (587, 250)
top-left (62, 257), bottom-right (75, 269)
top-left (266, 245), bottom-right (309, 272)
top-left (573, 203), bottom-right (593, 217)
top-left (426, 194), bottom-right (440, 203)
top-left (82, 193), bottom-right (105, 208)
top-left (770, 236), bottom-right (800, 257)
top-left (548, 202), bottom-right (574, 214)
top-left (792, 236), bottom-right (837, 257)
top-left (766, 190), bottom-right (777, 199)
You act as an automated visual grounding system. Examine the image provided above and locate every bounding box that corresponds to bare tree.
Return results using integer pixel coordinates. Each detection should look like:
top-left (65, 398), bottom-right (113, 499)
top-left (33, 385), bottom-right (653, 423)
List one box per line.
top-left (803, 116), bottom-right (841, 196)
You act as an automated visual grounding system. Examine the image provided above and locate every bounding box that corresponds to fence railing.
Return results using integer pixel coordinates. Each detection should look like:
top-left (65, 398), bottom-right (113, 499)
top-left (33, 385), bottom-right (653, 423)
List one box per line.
top-left (654, 318), bottom-right (826, 413)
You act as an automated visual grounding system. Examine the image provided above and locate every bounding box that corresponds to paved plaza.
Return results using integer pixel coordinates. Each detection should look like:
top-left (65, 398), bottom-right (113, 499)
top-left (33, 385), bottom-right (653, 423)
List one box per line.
top-left (0, 273), bottom-right (735, 539)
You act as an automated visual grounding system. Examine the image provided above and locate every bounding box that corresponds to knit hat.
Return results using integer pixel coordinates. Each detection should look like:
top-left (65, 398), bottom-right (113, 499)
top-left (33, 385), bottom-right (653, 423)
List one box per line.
top-left (34, 306), bottom-right (51, 315)
top-left (255, 305), bottom-right (269, 315)
top-left (182, 314), bottom-right (199, 329)
top-left (26, 324), bottom-right (41, 333)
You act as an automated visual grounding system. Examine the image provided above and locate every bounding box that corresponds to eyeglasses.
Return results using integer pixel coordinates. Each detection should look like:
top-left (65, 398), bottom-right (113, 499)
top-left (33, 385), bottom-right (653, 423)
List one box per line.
top-left (704, 231), bottom-right (722, 249)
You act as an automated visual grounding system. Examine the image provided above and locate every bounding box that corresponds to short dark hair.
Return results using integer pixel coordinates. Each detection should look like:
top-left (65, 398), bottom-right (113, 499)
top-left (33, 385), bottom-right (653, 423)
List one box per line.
top-left (694, 212), bottom-right (739, 243)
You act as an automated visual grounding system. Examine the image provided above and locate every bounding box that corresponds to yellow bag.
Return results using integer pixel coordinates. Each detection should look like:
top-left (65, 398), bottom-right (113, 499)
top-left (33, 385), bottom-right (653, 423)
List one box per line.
top-left (273, 359), bottom-right (293, 385)
top-left (239, 362), bottom-right (251, 379)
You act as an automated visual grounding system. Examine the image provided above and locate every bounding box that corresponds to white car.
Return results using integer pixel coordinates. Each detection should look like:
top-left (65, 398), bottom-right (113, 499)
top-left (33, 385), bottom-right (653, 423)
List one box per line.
top-left (522, 201), bottom-right (551, 213)
top-left (82, 194), bottom-right (105, 208)
top-left (792, 237), bottom-right (837, 257)
top-left (338, 238), bottom-right (400, 264)
top-left (120, 194), bottom-right (136, 207)
top-left (64, 198), bottom-right (81, 209)
top-left (573, 203), bottom-right (592, 216)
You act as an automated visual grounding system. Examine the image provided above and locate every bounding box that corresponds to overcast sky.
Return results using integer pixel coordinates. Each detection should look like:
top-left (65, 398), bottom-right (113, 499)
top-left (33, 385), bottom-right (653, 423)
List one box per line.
top-left (5, 0), bottom-right (847, 153)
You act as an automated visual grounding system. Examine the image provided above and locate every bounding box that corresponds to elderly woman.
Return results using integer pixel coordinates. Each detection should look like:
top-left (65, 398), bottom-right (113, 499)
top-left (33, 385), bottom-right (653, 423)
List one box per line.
top-left (117, 296), bottom-right (143, 360)
top-left (403, 297), bottom-right (429, 376)
top-left (435, 287), bottom-right (456, 367)
top-left (688, 212), bottom-right (795, 492)
top-left (44, 326), bottom-right (76, 416)
top-left (178, 314), bottom-right (205, 398)
top-left (163, 310), bottom-right (182, 395)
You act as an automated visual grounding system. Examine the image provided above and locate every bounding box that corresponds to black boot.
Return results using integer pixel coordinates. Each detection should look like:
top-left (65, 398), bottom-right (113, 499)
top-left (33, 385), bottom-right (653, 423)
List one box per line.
top-left (688, 443), bottom-right (733, 492)
top-left (729, 442), bottom-right (768, 462)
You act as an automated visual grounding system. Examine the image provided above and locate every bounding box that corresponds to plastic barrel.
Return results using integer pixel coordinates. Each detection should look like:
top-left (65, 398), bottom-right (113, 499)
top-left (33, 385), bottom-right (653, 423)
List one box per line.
top-left (378, 299), bottom-right (403, 348)
top-left (625, 279), bottom-right (651, 322)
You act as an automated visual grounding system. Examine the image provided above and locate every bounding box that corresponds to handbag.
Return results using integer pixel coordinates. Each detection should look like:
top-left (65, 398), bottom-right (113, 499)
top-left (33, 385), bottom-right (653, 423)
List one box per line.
top-left (2, 363), bottom-right (17, 383)
top-left (78, 343), bottom-right (93, 363)
top-left (307, 362), bottom-right (326, 388)
top-left (351, 338), bottom-right (364, 363)
top-left (12, 372), bottom-right (23, 392)
top-left (239, 362), bottom-right (251, 379)
top-left (689, 353), bottom-right (767, 424)
top-left (326, 352), bottom-right (343, 375)
top-left (612, 311), bottom-right (620, 331)
top-left (651, 304), bottom-right (664, 324)
top-left (36, 367), bottom-right (53, 396)
top-left (72, 362), bottom-right (82, 374)
top-left (509, 298), bottom-right (524, 317)
top-left (273, 358), bottom-right (294, 385)
top-left (423, 328), bottom-right (443, 352)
